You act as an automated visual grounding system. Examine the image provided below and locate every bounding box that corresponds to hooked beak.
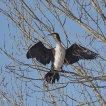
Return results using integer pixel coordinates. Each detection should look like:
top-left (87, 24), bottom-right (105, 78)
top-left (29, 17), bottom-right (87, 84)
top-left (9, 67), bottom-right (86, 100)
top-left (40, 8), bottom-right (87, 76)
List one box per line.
top-left (48, 33), bottom-right (53, 36)
top-left (48, 33), bottom-right (55, 38)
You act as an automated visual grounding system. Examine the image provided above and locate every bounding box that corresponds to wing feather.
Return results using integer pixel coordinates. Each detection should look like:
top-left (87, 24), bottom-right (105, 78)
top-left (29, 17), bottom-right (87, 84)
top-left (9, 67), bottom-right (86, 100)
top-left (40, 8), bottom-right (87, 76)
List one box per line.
top-left (65, 43), bottom-right (98, 64)
top-left (26, 41), bottom-right (53, 65)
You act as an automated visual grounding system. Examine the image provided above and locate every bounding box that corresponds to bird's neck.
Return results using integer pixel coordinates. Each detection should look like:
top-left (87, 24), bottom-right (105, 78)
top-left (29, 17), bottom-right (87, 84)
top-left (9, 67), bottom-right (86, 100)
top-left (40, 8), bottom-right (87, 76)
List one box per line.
top-left (55, 41), bottom-right (61, 46)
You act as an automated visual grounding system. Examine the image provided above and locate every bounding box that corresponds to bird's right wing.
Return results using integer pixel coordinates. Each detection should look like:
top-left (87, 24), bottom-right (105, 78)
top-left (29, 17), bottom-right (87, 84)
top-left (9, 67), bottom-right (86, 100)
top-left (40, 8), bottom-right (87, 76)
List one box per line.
top-left (26, 41), bottom-right (53, 65)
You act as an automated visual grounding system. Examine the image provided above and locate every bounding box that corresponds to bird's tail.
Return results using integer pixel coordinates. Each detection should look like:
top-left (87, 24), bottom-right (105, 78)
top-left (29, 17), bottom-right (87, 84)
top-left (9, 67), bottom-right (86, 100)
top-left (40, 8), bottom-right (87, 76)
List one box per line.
top-left (45, 71), bottom-right (60, 83)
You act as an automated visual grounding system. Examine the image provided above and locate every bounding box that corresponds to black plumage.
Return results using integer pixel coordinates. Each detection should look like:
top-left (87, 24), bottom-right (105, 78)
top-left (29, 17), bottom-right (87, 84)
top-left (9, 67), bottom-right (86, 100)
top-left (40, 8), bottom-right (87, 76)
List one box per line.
top-left (27, 42), bottom-right (53, 65)
top-left (64, 43), bottom-right (97, 64)
top-left (26, 33), bottom-right (98, 83)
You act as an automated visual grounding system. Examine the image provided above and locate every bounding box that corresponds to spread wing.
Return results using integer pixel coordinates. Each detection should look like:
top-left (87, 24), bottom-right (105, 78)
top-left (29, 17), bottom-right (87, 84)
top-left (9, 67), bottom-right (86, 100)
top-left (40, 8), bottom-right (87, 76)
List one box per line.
top-left (65, 43), bottom-right (98, 64)
top-left (26, 41), bottom-right (53, 65)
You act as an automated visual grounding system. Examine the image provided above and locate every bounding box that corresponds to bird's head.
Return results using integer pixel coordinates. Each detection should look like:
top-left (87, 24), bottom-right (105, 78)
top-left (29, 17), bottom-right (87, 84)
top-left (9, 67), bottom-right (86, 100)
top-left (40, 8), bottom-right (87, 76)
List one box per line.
top-left (49, 33), bottom-right (61, 43)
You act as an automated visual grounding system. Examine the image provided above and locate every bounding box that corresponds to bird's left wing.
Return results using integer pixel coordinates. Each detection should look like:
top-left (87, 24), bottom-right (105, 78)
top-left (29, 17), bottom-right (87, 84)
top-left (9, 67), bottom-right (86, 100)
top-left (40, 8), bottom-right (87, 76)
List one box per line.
top-left (65, 43), bottom-right (98, 64)
top-left (26, 41), bottom-right (53, 65)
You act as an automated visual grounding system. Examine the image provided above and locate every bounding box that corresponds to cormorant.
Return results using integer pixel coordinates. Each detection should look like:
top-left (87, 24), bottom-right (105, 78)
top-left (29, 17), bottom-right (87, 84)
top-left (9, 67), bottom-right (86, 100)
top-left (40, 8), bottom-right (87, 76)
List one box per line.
top-left (26, 33), bottom-right (98, 83)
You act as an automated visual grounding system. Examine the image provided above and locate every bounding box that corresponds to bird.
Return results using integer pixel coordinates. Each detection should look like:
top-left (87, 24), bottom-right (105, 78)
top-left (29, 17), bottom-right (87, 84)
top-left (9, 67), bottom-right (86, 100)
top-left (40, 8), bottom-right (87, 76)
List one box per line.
top-left (26, 33), bottom-right (98, 83)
